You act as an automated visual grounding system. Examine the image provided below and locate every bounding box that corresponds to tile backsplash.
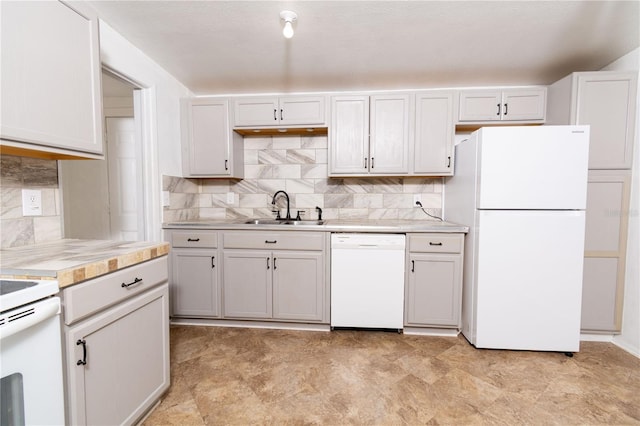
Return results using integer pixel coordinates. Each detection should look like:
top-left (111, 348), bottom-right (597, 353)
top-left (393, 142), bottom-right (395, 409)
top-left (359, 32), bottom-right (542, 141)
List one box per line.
top-left (163, 135), bottom-right (443, 223)
top-left (0, 155), bottom-right (62, 248)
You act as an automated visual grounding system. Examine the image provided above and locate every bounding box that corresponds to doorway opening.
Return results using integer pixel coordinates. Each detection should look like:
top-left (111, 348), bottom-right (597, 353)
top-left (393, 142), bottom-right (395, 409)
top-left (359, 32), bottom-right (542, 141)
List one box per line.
top-left (60, 70), bottom-right (146, 241)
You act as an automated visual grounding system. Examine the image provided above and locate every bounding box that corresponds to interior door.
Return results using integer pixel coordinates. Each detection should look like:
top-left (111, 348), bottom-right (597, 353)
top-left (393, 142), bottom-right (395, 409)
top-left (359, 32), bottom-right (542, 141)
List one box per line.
top-left (106, 117), bottom-right (142, 241)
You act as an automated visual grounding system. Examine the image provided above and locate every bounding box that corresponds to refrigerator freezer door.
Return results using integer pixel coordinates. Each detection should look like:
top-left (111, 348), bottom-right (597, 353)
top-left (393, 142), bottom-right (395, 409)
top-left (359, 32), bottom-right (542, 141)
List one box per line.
top-left (474, 210), bottom-right (585, 352)
top-left (476, 126), bottom-right (589, 210)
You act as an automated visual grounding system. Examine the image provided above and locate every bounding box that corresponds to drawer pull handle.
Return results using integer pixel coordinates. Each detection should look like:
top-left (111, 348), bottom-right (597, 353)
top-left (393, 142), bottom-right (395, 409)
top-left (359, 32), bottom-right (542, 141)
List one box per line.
top-left (187, 238), bottom-right (200, 242)
top-left (265, 240), bottom-right (277, 244)
top-left (411, 260), bottom-right (415, 273)
top-left (429, 242), bottom-right (443, 246)
top-left (503, 103), bottom-right (508, 116)
top-left (122, 277), bottom-right (142, 288)
top-left (76, 339), bottom-right (87, 366)
top-left (497, 103), bottom-right (501, 116)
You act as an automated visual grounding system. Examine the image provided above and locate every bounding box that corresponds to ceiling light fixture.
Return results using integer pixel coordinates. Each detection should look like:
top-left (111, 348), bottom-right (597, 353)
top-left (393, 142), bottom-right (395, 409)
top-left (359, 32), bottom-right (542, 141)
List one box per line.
top-left (280, 10), bottom-right (297, 39)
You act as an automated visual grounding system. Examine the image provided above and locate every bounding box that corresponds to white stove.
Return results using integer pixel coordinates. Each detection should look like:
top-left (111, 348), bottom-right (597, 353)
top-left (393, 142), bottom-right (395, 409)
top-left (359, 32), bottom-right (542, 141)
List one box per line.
top-left (1, 278), bottom-right (65, 425)
top-left (0, 278), bottom-right (59, 312)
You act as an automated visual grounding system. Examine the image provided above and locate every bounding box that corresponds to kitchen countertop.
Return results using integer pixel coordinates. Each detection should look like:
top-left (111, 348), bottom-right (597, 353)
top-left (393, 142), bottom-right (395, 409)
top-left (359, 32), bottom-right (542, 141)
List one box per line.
top-left (163, 218), bottom-right (469, 233)
top-left (0, 239), bottom-right (170, 288)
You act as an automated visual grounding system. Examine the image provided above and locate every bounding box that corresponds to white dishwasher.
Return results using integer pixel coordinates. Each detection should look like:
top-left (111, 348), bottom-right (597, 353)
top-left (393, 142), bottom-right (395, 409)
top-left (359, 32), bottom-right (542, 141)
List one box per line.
top-left (331, 233), bottom-right (405, 330)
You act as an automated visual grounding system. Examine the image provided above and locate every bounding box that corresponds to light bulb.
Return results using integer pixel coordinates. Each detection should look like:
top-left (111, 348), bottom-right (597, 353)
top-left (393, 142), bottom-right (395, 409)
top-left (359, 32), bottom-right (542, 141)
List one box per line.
top-left (283, 21), bottom-right (294, 39)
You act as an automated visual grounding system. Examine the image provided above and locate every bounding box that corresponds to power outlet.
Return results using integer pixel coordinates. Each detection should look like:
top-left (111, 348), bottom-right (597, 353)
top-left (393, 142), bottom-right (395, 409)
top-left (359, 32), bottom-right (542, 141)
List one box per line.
top-left (227, 192), bottom-right (235, 204)
top-left (413, 194), bottom-right (422, 206)
top-left (22, 189), bottom-right (42, 216)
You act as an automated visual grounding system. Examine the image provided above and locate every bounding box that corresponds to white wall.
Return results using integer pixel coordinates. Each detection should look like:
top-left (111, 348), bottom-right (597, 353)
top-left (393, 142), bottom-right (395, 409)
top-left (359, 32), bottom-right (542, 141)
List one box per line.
top-left (602, 47), bottom-right (640, 356)
top-left (98, 21), bottom-right (192, 240)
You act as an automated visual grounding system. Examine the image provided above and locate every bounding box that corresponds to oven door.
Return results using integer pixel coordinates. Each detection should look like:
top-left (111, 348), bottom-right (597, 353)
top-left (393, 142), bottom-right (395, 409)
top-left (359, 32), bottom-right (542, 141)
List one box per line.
top-left (0, 297), bottom-right (65, 425)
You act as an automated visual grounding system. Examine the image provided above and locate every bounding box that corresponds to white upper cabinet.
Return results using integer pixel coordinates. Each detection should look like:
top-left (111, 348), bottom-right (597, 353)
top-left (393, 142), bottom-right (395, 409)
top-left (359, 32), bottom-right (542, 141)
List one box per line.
top-left (548, 71), bottom-right (637, 170)
top-left (329, 94), bottom-right (409, 176)
top-left (329, 96), bottom-right (371, 175)
top-left (413, 91), bottom-right (455, 175)
top-left (458, 88), bottom-right (546, 122)
top-left (234, 96), bottom-right (326, 127)
top-left (181, 98), bottom-right (244, 178)
top-left (369, 94), bottom-right (411, 174)
top-left (0, 1), bottom-right (103, 159)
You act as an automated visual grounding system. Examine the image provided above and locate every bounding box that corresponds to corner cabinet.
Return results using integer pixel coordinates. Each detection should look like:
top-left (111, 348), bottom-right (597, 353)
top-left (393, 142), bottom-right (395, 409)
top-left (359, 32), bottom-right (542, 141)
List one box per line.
top-left (405, 233), bottom-right (464, 328)
top-left (233, 96), bottom-right (326, 127)
top-left (222, 231), bottom-right (328, 323)
top-left (180, 98), bottom-right (244, 178)
top-left (169, 231), bottom-right (221, 318)
top-left (329, 94), bottom-right (410, 176)
top-left (0, 0), bottom-right (104, 159)
top-left (458, 88), bottom-right (546, 123)
top-left (62, 257), bottom-right (170, 425)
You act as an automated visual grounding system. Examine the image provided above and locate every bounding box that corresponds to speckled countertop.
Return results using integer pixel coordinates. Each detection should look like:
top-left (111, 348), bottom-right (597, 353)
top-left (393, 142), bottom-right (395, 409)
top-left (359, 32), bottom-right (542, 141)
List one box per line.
top-left (0, 239), bottom-right (170, 288)
top-left (163, 219), bottom-right (469, 233)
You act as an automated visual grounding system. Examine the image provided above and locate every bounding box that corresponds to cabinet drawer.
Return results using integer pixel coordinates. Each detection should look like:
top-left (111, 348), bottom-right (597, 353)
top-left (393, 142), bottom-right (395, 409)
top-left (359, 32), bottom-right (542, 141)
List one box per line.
top-left (172, 231), bottom-right (218, 248)
top-left (408, 234), bottom-right (463, 253)
top-left (223, 231), bottom-right (324, 251)
top-left (62, 256), bottom-right (168, 325)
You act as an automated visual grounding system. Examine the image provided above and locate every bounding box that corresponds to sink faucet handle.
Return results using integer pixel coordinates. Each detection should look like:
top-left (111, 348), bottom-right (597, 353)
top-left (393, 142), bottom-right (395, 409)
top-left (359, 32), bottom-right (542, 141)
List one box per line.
top-left (295, 210), bottom-right (305, 221)
top-left (272, 209), bottom-right (281, 220)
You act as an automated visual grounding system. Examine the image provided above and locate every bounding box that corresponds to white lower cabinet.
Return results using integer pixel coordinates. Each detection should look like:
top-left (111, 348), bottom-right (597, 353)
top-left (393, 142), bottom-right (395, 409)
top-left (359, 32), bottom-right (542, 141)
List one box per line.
top-left (62, 257), bottom-right (170, 426)
top-left (170, 230), bottom-right (221, 318)
top-left (222, 231), bottom-right (327, 323)
top-left (405, 234), bottom-right (464, 328)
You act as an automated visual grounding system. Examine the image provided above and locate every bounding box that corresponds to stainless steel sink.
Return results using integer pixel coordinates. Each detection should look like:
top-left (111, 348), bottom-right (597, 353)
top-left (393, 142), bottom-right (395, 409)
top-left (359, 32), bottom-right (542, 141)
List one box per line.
top-left (243, 219), bottom-right (324, 226)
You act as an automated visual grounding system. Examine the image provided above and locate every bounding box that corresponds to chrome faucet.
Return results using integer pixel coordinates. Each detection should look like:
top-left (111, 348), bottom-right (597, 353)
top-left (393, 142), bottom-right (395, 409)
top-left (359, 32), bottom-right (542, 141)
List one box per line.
top-left (271, 190), bottom-right (291, 220)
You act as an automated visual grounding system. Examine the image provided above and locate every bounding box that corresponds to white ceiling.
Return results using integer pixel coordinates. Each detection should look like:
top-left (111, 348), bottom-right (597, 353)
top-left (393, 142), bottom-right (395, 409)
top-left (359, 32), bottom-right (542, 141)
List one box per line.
top-left (88, 1), bottom-right (640, 96)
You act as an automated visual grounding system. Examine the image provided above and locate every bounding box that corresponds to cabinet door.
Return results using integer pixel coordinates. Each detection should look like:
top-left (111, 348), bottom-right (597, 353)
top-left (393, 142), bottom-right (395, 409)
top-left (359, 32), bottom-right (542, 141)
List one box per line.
top-left (458, 91), bottom-right (502, 122)
top-left (171, 249), bottom-right (219, 317)
top-left (223, 250), bottom-right (272, 318)
top-left (279, 96), bottom-right (326, 126)
top-left (369, 94), bottom-right (410, 174)
top-left (183, 100), bottom-right (231, 176)
top-left (413, 92), bottom-right (454, 175)
top-left (405, 253), bottom-right (461, 327)
top-left (329, 96), bottom-right (370, 174)
top-left (581, 257), bottom-right (621, 332)
top-left (502, 89), bottom-right (546, 121)
top-left (66, 285), bottom-right (170, 425)
top-left (574, 73), bottom-right (637, 169)
top-left (0, 1), bottom-right (103, 157)
top-left (233, 97), bottom-right (279, 127)
top-left (272, 251), bottom-right (324, 322)
top-left (581, 170), bottom-right (630, 332)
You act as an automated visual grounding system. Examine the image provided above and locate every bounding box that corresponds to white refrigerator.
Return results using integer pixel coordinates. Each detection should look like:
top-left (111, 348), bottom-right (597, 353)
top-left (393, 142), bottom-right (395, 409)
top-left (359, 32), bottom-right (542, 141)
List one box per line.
top-left (445, 125), bottom-right (590, 352)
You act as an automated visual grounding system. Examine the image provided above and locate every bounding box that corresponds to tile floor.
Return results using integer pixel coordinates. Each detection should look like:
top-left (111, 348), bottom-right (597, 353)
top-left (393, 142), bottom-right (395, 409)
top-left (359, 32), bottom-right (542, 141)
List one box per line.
top-left (142, 325), bottom-right (640, 425)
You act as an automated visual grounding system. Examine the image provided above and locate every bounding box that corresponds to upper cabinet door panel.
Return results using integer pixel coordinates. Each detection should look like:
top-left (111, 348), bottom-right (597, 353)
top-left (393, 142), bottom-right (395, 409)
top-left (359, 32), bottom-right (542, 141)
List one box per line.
top-left (369, 94), bottom-right (410, 174)
top-left (414, 92), bottom-right (454, 175)
top-left (575, 74), bottom-right (637, 169)
top-left (0, 1), bottom-right (103, 156)
top-left (189, 102), bottom-right (230, 175)
top-left (233, 98), bottom-right (279, 127)
top-left (502, 89), bottom-right (546, 121)
top-left (458, 91), bottom-right (502, 122)
top-left (278, 96), bottom-right (326, 126)
top-left (329, 96), bottom-right (369, 174)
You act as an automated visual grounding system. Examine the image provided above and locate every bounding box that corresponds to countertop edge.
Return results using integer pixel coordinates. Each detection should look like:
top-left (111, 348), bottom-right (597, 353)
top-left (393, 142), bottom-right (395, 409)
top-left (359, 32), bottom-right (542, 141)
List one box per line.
top-left (1, 241), bottom-right (171, 288)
